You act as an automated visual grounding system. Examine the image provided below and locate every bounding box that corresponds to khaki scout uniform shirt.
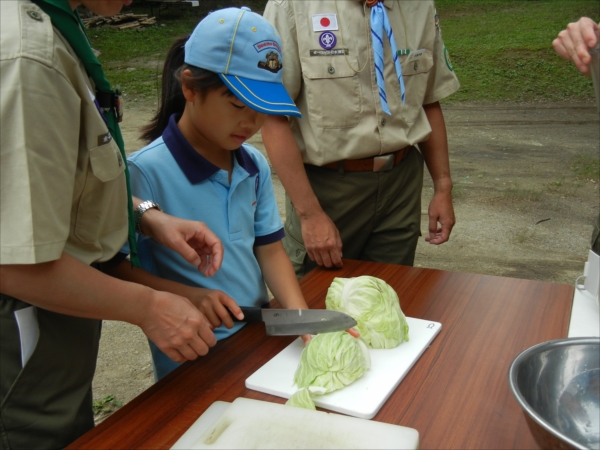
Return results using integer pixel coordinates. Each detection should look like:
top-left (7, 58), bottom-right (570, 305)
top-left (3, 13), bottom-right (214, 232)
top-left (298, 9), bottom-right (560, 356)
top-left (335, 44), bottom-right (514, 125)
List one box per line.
top-left (263, 0), bottom-right (460, 166)
top-left (0, 0), bottom-right (128, 266)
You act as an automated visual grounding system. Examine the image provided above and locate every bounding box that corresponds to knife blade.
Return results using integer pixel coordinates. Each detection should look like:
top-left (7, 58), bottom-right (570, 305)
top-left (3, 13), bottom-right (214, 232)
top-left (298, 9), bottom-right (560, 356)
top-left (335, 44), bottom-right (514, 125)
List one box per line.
top-left (234, 307), bottom-right (357, 336)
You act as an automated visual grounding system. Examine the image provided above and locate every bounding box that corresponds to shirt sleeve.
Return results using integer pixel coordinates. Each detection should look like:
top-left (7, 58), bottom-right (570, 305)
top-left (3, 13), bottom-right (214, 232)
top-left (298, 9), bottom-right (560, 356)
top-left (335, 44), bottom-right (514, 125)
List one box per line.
top-left (263, 0), bottom-right (303, 101)
top-left (251, 151), bottom-right (284, 246)
top-left (0, 56), bottom-right (81, 264)
top-left (423, 6), bottom-right (460, 105)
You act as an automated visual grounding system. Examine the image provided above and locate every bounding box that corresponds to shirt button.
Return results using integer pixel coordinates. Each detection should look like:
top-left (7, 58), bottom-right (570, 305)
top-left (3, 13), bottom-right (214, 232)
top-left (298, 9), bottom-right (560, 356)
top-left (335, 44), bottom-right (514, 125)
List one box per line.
top-left (214, 173), bottom-right (222, 180)
top-left (380, 118), bottom-right (387, 126)
top-left (28, 10), bottom-right (43, 21)
top-left (328, 66), bottom-right (335, 74)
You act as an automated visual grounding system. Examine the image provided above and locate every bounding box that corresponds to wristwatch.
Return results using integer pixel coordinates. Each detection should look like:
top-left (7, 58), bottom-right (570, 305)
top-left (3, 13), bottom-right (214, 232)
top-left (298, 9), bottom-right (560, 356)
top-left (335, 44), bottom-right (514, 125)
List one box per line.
top-left (134, 200), bottom-right (162, 235)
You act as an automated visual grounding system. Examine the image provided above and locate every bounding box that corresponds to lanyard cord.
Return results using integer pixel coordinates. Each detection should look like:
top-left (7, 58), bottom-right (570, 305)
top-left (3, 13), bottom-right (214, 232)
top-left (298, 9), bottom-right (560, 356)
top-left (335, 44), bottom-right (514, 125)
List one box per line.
top-left (334, 0), bottom-right (370, 74)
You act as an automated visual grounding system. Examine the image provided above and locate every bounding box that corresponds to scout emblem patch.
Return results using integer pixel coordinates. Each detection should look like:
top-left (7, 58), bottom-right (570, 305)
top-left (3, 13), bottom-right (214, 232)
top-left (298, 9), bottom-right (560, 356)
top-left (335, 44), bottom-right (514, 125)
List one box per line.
top-left (258, 52), bottom-right (283, 73)
top-left (444, 47), bottom-right (454, 71)
top-left (319, 31), bottom-right (337, 50)
top-left (312, 14), bottom-right (338, 32)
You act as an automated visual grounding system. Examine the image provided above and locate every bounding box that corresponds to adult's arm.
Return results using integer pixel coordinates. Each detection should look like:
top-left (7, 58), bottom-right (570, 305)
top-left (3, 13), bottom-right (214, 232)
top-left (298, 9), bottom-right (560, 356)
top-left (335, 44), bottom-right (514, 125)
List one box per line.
top-left (553, 17), bottom-right (599, 76)
top-left (133, 197), bottom-right (223, 276)
top-left (261, 116), bottom-right (343, 268)
top-left (0, 252), bottom-right (217, 363)
top-left (419, 101), bottom-right (455, 245)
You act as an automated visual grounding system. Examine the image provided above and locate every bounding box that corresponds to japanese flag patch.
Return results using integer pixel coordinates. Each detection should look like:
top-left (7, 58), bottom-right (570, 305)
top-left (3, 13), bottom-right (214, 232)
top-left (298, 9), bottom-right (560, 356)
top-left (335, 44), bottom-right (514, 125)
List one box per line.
top-left (312, 14), bottom-right (338, 32)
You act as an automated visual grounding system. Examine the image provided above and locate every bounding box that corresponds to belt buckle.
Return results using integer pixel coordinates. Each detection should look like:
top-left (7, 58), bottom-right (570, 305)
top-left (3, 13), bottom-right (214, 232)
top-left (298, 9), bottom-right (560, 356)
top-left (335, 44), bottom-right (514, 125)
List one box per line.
top-left (373, 154), bottom-right (394, 172)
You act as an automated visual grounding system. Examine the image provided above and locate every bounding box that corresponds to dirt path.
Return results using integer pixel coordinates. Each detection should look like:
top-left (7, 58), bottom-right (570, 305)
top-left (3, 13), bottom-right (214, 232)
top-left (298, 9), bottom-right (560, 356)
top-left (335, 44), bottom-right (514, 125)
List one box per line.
top-left (92, 99), bottom-right (599, 420)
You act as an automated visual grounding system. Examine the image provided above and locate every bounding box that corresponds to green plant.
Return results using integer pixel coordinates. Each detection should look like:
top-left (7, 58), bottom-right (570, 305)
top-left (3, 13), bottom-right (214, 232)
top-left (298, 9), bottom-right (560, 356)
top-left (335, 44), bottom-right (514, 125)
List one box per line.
top-left (92, 394), bottom-right (123, 416)
top-left (512, 226), bottom-right (536, 244)
top-left (570, 154), bottom-right (600, 182)
top-left (500, 184), bottom-right (542, 202)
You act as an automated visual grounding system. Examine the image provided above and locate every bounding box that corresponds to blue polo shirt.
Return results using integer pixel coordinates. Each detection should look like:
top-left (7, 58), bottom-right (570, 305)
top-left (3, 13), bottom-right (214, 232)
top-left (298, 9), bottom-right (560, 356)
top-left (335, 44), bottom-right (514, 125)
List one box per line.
top-left (123, 114), bottom-right (284, 378)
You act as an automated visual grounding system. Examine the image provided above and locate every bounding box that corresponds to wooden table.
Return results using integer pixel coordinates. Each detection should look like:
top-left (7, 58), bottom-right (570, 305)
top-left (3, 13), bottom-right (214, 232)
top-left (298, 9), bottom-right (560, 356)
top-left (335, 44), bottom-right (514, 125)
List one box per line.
top-left (69, 260), bottom-right (574, 449)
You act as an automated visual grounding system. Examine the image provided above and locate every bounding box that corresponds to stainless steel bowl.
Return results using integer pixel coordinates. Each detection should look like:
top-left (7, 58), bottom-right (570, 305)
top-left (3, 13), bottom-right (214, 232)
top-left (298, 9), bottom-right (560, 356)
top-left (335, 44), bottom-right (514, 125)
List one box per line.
top-left (509, 337), bottom-right (600, 449)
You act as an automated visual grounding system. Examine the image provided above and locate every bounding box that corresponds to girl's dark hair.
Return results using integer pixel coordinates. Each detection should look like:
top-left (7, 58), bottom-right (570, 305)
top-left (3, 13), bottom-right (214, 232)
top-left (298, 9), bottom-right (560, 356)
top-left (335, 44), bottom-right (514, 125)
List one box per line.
top-left (140, 36), bottom-right (230, 143)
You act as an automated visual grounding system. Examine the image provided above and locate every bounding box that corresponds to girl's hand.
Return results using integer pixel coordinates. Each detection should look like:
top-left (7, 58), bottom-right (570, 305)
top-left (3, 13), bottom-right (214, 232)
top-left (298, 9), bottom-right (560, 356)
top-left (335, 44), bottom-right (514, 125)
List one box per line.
top-left (346, 328), bottom-right (360, 338)
top-left (189, 289), bottom-right (242, 330)
top-left (300, 328), bottom-right (359, 345)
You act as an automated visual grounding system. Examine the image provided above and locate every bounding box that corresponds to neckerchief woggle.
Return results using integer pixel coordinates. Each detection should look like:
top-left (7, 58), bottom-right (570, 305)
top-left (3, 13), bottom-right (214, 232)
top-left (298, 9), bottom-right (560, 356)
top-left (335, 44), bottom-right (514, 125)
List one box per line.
top-left (370, 1), bottom-right (406, 115)
top-left (33, 0), bottom-right (140, 267)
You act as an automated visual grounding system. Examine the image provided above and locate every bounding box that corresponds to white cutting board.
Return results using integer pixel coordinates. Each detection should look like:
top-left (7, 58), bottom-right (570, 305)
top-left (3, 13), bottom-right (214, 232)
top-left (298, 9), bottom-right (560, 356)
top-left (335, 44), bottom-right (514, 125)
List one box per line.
top-left (171, 397), bottom-right (419, 449)
top-left (246, 317), bottom-right (441, 419)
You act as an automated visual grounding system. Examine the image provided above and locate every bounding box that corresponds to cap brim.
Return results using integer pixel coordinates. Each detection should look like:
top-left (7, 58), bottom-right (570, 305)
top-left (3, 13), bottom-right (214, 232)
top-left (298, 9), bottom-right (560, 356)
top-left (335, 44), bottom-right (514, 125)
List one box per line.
top-left (219, 74), bottom-right (302, 118)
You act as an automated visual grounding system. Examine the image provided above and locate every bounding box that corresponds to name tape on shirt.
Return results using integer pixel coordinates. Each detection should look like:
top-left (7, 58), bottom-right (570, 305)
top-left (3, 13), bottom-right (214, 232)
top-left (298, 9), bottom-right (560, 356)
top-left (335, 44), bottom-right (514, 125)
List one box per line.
top-left (405, 49), bottom-right (426, 63)
top-left (312, 14), bottom-right (338, 32)
top-left (310, 49), bottom-right (348, 57)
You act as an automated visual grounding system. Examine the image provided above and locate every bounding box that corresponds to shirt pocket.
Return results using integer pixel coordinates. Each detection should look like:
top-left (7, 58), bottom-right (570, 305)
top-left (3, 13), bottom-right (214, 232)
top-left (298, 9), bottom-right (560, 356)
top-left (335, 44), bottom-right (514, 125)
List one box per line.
top-left (400, 50), bottom-right (434, 124)
top-left (74, 139), bottom-right (127, 244)
top-left (301, 55), bottom-right (362, 129)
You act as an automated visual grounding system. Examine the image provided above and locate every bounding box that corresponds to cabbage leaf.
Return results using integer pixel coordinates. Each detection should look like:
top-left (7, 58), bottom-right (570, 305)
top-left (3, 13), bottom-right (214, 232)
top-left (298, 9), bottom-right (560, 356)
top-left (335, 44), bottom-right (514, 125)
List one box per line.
top-left (285, 388), bottom-right (316, 410)
top-left (294, 331), bottom-right (370, 394)
top-left (326, 276), bottom-right (409, 349)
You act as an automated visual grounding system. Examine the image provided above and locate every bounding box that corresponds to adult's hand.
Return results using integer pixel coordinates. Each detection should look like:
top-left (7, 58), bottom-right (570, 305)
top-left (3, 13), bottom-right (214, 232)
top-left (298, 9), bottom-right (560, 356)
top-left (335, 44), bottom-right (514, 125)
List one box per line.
top-left (137, 290), bottom-right (218, 363)
top-left (553, 17), bottom-right (599, 76)
top-left (300, 210), bottom-right (343, 268)
top-left (140, 209), bottom-right (223, 276)
top-left (425, 189), bottom-right (455, 245)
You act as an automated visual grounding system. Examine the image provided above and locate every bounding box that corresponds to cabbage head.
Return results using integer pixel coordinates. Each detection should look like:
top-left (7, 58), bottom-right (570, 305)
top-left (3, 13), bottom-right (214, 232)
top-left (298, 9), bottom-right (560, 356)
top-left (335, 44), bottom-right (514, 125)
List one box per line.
top-left (294, 331), bottom-right (370, 394)
top-left (285, 388), bottom-right (316, 410)
top-left (325, 276), bottom-right (409, 349)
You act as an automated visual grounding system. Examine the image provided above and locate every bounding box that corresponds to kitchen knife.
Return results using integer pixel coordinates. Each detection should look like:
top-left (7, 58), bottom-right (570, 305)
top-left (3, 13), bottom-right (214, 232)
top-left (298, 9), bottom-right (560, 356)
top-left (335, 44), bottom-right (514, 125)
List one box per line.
top-left (233, 307), bottom-right (357, 336)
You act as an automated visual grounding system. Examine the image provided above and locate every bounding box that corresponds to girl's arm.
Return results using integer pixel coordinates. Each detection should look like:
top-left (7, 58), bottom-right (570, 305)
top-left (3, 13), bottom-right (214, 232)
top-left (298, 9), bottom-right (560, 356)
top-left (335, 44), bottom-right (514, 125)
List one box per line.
top-left (105, 258), bottom-right (243, 329)
top-left (254, 241), bottom-right (311, 343)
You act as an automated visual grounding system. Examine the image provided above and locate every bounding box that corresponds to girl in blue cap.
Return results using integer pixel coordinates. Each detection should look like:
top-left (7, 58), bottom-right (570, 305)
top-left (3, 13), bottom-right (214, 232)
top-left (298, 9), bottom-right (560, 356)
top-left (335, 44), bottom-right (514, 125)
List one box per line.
top-left (109, 7), bottom-right (312, 380)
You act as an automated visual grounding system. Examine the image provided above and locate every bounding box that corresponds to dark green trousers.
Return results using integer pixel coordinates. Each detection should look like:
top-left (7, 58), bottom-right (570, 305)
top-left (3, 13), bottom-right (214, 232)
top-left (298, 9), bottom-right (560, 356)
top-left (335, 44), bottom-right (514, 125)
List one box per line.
top-left (0, 295), bottom-right (101, 450)
top-left (284, 147), bottom-right (424, 278)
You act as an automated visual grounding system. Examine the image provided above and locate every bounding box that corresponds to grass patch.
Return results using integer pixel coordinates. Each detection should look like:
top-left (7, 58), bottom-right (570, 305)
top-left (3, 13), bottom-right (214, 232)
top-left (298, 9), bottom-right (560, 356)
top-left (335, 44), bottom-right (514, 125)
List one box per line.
top-left (570, 154), bottom-right (600, 181)
top-left (512, 226), bottom-right (536, 244)
top-left (436, 0), bottom-right (599, 103)
top-left (499, 184), bottom-right (542, 202)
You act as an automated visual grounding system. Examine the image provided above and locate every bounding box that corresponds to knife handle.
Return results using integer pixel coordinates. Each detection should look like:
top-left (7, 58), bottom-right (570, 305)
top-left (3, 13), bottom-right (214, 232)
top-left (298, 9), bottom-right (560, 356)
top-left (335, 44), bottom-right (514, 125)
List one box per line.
top-left (232, 306), bottom-right (263, 323)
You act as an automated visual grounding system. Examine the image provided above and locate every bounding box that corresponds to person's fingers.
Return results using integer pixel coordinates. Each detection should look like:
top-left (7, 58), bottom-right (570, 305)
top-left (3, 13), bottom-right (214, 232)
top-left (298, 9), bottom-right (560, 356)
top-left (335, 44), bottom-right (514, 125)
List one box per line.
top-left (329, 248), bottom-right (344, 268)
top-left (312, 249), bottom-right (325, 266)
top-left (188, 335), bottom-right (211, 358)
top-left (346, 328), bottom-right (360, 338)
top-left (202, 238), bottom-right (223, 276)
top-left (215, 296), bottom-right (242, 328)
top-left (196, 324), bottom-right (217, 348)
top-left (320, 250), bottom-right (334, 268)
top-left (428, 215), bottom-right (439, 240)
top-left (201, 306), bottom-right (222, 329)
top-left (300, 334), bottom-right (312, 345)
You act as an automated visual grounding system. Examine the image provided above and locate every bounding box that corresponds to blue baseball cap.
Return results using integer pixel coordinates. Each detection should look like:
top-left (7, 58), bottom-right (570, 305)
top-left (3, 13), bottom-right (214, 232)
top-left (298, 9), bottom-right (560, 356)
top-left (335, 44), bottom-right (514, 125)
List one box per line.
top-left (184, 7), bottom-right (301, 118)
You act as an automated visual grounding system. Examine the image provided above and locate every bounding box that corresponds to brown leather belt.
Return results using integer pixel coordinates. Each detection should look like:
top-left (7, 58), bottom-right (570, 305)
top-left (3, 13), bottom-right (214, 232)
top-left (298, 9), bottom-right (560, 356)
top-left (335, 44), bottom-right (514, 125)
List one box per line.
top-left (320, 147), bottom-right (409, 172)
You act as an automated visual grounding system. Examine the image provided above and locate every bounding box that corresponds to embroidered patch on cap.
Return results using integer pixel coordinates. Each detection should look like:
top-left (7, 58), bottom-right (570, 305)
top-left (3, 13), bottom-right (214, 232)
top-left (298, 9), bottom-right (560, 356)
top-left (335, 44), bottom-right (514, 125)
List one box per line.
top-left (319, 31), bottom-right (337, 50)
top-left (312, 14), bottom-right (338, 32)
top-left (253, 39), bottom-right (282, 54)
top-left (258, 52), bottom-right (283, 73)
